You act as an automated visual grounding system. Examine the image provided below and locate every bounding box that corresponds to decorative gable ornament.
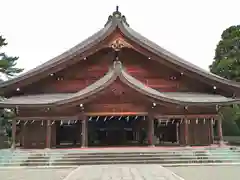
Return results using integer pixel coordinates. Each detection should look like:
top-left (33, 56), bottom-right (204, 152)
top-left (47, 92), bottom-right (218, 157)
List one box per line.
top-left (110, 38), bottom-right (132, 51)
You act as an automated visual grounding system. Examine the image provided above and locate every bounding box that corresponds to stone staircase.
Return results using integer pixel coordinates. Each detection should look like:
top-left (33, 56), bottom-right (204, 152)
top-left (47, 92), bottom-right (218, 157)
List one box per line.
top-left (0, 147), bottom-right (240, 167)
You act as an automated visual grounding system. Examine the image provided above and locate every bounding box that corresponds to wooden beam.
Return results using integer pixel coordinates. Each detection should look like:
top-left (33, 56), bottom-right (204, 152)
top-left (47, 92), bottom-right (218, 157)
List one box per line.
top-left (15, 116), bottom-right (79, 120)
top-left (85, 112), bottom-right (148, 116)
top-left (15, 113), bottom-right (218, 120)
top-left (155, 114), bottom-right (218, 119)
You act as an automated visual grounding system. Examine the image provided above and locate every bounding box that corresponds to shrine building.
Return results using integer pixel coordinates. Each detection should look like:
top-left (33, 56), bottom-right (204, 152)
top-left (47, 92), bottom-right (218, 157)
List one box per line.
top-left (1, 8), bottom-right (240, 149)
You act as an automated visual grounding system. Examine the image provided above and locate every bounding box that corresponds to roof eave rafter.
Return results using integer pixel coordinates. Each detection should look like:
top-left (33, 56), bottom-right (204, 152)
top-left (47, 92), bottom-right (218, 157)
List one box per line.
top-left (0, 20), bottom-right (119, 91)
top-left (1, 12), bottom-right (240, 96)
top-left (116, 20), bottom-right (240, 92)
top-left (0, 61), bottom-right (238, 108)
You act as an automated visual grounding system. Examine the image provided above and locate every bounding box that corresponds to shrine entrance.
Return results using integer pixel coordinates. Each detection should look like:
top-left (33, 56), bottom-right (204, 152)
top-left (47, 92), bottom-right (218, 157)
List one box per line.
top-left (88, 116), bottom-right (147, 147)
top-left (155, 119), bottom-right (179, 146)
top-left (56, 120), bottom-right (81, 148)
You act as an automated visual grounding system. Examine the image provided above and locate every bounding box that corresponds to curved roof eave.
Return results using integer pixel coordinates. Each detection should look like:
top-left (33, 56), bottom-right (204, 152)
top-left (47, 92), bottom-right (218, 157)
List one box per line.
top-left (54, 61), bottom-right (240, 106)
top-left (2, 11), bottom-right (240, 93)
top-left (0, 62), bottom-right (120, 108)
top-left (55, 66), bottom-right (118, 106)
top-left (117, 21), bottom-right (240, 90)
top-left (119, 68), bottom-right (240, 106)
top-left (0, 20), bottom-right (118, 89)
top-left (0, 61), bottom-right (237, 108)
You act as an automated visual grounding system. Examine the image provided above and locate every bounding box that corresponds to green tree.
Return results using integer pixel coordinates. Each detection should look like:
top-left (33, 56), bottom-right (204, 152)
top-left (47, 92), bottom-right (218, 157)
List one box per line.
top-left (0, 35), bottom-right (23, 145)
top-left (210, 25), bottom-right (240, 135)
top-left (0, 36), bottom-right (23, 77)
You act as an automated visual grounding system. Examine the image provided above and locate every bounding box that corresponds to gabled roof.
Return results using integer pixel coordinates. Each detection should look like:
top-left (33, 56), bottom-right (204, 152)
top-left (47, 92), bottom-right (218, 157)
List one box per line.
top-left (0, 61), bottom-right (238, 108)
top-left (1, 8), bottom-right (240, 92)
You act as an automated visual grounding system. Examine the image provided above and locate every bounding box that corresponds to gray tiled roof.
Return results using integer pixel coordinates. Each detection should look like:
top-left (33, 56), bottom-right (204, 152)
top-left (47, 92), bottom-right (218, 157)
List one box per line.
top-left (121, 69), bottom-right (237, 105)
top-left (0, 61), bottom-right (238, 107)
top-left (120, 20), bottom-right (240, 89)
top-left (0, 93), bottom-right (72, 105)
top-left (0, 10), bottom-right (240, 93)
top-left (0, 68), bottom-right (116, 107)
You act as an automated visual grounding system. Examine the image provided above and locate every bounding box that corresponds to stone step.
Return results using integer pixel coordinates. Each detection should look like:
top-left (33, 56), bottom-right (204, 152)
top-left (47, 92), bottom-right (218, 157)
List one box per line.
top-left (4, 153), bottom-right (240, 162)
top-left (1, 148), bottom-right (240, 167)
top-left (2, 158), bottom-right (240, 166)
top-left (60, 155), bottom-right (239, 160)
top-left (51, 159), bottom-right (240, 166)
top-left (2, 152), bottom-right (240, 159)
top-left (59, 153), bottom-right (240, 157)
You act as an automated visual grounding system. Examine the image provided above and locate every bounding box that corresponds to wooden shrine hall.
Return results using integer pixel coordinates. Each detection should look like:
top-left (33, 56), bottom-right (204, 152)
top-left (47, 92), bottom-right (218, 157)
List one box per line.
top-left (1, 8), bottom-right (240, 149)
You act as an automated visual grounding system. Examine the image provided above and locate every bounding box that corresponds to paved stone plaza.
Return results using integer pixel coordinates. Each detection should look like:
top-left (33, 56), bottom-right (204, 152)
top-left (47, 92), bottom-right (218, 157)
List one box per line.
top-left (0, 168), bottom-right (73, 180)
top-left (0, 165), bottom-right (239, 180)
top-left (169, 165), bottom-right (240, 180)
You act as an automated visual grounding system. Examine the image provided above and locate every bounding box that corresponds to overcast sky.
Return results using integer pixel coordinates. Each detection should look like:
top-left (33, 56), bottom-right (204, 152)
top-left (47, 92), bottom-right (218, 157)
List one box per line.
top-left (1, 0), bottom-right (240, 72)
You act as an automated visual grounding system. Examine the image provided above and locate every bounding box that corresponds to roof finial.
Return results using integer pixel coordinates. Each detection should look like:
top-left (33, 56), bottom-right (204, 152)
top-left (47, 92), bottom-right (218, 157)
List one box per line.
top-left (104, 6), bottom-right (129, 27)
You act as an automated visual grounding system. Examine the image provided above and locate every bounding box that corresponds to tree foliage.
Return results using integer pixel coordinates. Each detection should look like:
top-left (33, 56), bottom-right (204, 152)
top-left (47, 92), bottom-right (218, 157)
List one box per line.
top-left (210, 25), bottom-right (240, 135)
top-left (210, 25), bottom-right (240, 81)
top-left (0, 35), bottom-right (23, 142)
top-left (0, 109), bottom-right (15, 137)
top-left (0, 36), bottom-right (23, 77)
top-left (219, 105), bottom-right (240, 136)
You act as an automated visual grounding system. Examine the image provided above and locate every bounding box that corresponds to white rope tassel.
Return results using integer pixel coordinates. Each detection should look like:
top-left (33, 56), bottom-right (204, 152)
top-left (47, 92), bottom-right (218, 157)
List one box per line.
top-left (24, 120), bottom-right (28, 126)
top-left (196, 118), bottom-right (198, 124)
top-left (68, 120), bottom-right (70, 125)
top-left (118, 116), bottom-right (122, 120)
top-left (31, 120), bottom-right (35, 124)
top-left (96, 116), bottom-right (99, 122)
top-left (51, 120), bottom-right (55, 125)
top-left (188, 119), bottom-right (191, 124)
top-left (104, 116), bottom-right (107, 122)
top-left (88, 117), bottom-right (92, 121)
top-left (109, 116), bottom-right (113, 120)
top-left (17, 120), bottom-right (20, 125)
top-left (203, 118), bottom-right (206, 124)
top-left (212, 118), bottom-right (215, 125)
top-left (60, 120), bottom-right (63, 126)
top-left (172, 120), bottom-right (175, 124)
top-left (143, 116), bottom-right (145, 120)
top-left (166, 120), bottom-right (169, 126)
top-left (126, 116), bottom-right (129, 122)
top-left (180, 118), bottom-right (183, 124)
top-left (135, 116), bottom-right (138, 120)
top-left (158, 119), bottom-right (162, 124)
top-left (41, 120), bottom-right (44, 126)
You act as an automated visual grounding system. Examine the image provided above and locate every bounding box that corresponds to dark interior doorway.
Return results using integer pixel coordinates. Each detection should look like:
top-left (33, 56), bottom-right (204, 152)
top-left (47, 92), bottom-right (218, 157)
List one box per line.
top-left (155, 119), bottom-right (178, 145)
top-left (88, 116), bottom-right (145, 146)
top-left (56, 120), bottom-right (80, 148)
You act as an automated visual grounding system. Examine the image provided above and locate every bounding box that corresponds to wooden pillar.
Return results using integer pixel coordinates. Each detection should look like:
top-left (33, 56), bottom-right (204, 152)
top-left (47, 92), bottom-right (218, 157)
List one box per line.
top-left (147, 115), bottom-right (154, 146)
top-left (209, 118), bottom-right (214, 144)
top-left (81, 115), bottom-right (88, 148)
top-left (11, 119), bottom-right (16, 149)
top-left (217, 117), bottom-right (223, 145)
top-left (176, 122), bottom-right (180, 144)
top-left (22, 121), bottom-right (26, 148)
top-left (85, 117), bottom-right (88, 147)
top-left (184, 118), bottom-right (189, 145)
top-left (46, 120), bottom-right (51, 149)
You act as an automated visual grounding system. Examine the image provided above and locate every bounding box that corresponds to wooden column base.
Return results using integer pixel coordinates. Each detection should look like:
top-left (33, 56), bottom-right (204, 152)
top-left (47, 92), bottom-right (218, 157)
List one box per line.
top-left (81, 116), bottom-right (88, 148)
top-left (11, 119), bottom-right (16, 149)
top-left (46, 120), bottom-right (51, 149)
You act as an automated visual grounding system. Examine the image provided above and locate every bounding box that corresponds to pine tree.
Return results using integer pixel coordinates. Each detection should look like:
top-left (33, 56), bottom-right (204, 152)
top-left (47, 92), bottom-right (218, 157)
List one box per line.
top-left (0, 36), bottom-right (23, 77)
top-left (0, 35), bottom-right (23, 145)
